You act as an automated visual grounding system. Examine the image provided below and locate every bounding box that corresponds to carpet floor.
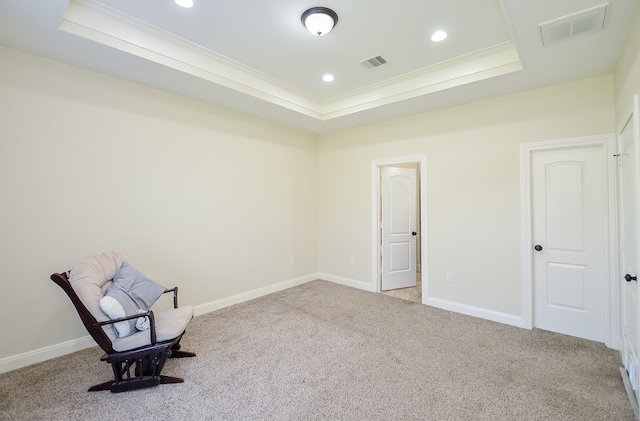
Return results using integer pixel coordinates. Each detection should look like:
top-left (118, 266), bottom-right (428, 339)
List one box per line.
top-left (0, 280), bottom-right (634, 420)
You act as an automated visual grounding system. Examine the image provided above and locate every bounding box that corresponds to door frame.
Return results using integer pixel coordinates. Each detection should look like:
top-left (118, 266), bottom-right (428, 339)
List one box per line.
top-left (520, 134), bottom-right (618, 348)
top-left (372, 156), bottom-right (428, 302)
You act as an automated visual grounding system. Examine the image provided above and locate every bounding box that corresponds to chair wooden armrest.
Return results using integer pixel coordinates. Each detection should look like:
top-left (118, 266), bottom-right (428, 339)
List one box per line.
top-left (163, 287), bottom-right (179, 308)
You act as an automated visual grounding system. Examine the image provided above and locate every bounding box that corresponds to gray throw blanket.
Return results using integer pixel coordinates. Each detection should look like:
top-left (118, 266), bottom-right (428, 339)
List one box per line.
top-left (104, 262), bottom-right (166, 335)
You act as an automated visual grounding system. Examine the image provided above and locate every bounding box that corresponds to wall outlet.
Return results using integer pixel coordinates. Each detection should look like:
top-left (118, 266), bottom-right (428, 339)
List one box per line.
top-left (349, 256), bottom-right (355, 265)
top-left (446, 272), bottom-right (453, 283)
top-left (289, 256), bottom-right (295, 265)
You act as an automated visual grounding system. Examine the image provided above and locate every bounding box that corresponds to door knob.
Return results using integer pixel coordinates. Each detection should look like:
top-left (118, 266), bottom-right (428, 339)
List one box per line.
top-left (534, 245), bottom-right (543, 251)
top-left (625, 274), bottom-right (637, 282)
top-left (411, 231), bottom-right (417, 236)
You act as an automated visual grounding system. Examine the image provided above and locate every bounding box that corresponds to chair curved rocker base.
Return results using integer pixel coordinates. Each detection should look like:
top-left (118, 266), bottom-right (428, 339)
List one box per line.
top-left (167, 342), bottom-right (196, 359)
top-left (91, 336), bottom-right (196, 393)
top-left (171, 350), bottom-right (197, 358)
top-left (88, 375), bottom-right (184, 393)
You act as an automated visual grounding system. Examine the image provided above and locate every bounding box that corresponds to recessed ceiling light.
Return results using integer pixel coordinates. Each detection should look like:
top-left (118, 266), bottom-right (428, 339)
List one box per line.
top-left (431, 30), bottom-right (448, 42)
top-left (175, 0), bottom-right (194, 8)
top-left (323, 74), bottom-right (335, 82)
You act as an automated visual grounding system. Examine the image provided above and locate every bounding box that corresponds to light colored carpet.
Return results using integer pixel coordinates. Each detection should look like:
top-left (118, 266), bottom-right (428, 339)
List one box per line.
top-left (0, 280), bottom-right (634, 420)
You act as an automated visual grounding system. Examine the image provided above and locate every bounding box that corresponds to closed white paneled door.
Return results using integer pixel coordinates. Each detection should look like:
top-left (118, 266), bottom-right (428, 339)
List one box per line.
top-left (532, 146), bottom-right (606, 342)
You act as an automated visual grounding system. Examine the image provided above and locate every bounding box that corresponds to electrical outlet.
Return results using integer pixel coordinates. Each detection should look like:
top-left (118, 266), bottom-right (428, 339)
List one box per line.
top-left (446, 272), bottom-right (453, 283)
top-left (289, 256), bottom-right (295, 265)
top-left (349, 256), bottom-right (355, 265)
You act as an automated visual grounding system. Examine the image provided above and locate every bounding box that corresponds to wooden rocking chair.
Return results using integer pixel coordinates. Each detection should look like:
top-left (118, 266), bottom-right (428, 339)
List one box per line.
top-left (50, 251), bottom-right (196, 393)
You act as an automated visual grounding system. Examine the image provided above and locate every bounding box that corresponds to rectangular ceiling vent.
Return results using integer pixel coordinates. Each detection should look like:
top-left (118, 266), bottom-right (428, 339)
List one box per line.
top-left (360, 55), bottom-right (388, 70)
top-left (539, 3), bottom-right (608, 46)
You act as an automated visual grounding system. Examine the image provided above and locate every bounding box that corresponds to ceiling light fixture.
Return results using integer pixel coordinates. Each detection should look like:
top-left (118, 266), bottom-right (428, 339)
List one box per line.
top-left (431, 30), bottom-right (448, 42)
top-left (302, 7), bottom-right (338, 36)
top-left (174, 0), bottom-right (194, 8)
top-left (323, 74), bottom-right (334, 82)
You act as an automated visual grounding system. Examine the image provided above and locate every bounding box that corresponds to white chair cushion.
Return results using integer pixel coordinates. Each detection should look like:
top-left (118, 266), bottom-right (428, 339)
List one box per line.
top-left (69, 251), bottom-right (128, 342)
top-left (112, 305), bottom-right (194, 352)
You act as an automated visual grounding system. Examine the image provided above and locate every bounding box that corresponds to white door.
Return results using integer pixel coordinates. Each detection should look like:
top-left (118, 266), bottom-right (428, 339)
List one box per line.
top-left (381, 166), bottom-right (417, 291)
top-left (619, 95), bottom-right (640, 397)
top-left (532, 146), bottom-right (606, 342)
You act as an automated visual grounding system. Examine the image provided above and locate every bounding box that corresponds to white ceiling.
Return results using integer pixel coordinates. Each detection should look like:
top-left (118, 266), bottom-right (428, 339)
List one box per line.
top-left (0, 0), bottom-right (637, 134)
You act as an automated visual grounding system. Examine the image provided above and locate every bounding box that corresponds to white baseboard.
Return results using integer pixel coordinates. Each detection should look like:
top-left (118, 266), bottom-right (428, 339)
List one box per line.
top-left (427, 297), bottom-right (525, 328)
top-left (291, 273), bottom-right (526, 330)
top-left (319, 273), bottom-right (376, 292)
top-left (193, 273), bottom-right (318, 316)
top-left (1, 274), bottom-right (318, 375)
top-left (319, 274), bottom-right (524, 329)
top-left (0, 336), bottom-right (96, 375)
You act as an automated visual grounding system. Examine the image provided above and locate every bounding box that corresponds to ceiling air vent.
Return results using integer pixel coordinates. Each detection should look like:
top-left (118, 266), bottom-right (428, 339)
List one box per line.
top-left (539, 3), bottom-right (608, 46)
top-left (360, 55), bottom-right (387, 70)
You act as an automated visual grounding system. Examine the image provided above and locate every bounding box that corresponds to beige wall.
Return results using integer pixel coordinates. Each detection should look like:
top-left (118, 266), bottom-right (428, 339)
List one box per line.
top-left (318, 75), bottom-right (615, 317)
top-left (0, 47), bottom-right (318, 360)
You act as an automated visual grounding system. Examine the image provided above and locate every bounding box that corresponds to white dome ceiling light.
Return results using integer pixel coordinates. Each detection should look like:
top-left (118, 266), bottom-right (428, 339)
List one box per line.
top-left (302, 7), bottom-right (338, 37)
top-left (174, 0), bottom-right (194, 8)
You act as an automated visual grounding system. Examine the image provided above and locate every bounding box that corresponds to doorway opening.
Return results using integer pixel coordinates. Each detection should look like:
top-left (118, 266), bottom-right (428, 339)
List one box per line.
top-left (372, 157), bottom-right (427, 304)
top-left (380, 272), bottom-right (422, 303)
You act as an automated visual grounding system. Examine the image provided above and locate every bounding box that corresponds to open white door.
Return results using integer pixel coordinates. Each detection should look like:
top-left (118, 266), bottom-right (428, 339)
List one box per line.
top-left (619, 94), bottom-right (640, 402)
top-left (381, 166), bottom-right (417, 291)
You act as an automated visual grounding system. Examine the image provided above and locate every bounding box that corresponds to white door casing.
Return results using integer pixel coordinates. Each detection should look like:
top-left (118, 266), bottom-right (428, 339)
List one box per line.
top-left (381, 166), bottom-right (417, 291)
top-left (520, 135), bottom-right (616, 347)
top-left (619, 94), bottom-right (640, 398)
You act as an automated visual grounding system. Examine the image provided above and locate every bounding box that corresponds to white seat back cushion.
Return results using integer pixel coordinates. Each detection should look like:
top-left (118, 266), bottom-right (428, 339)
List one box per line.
top-left (69, 251), bottom-right (128, 342)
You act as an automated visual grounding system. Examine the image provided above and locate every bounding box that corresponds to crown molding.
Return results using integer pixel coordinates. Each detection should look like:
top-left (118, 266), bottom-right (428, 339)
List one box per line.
top-left (322, 42), bottom-right (522, 119)
top-left (61, 0), bottom-right (324, 118)
top-left (61, 0), bottom-right (522, 122)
